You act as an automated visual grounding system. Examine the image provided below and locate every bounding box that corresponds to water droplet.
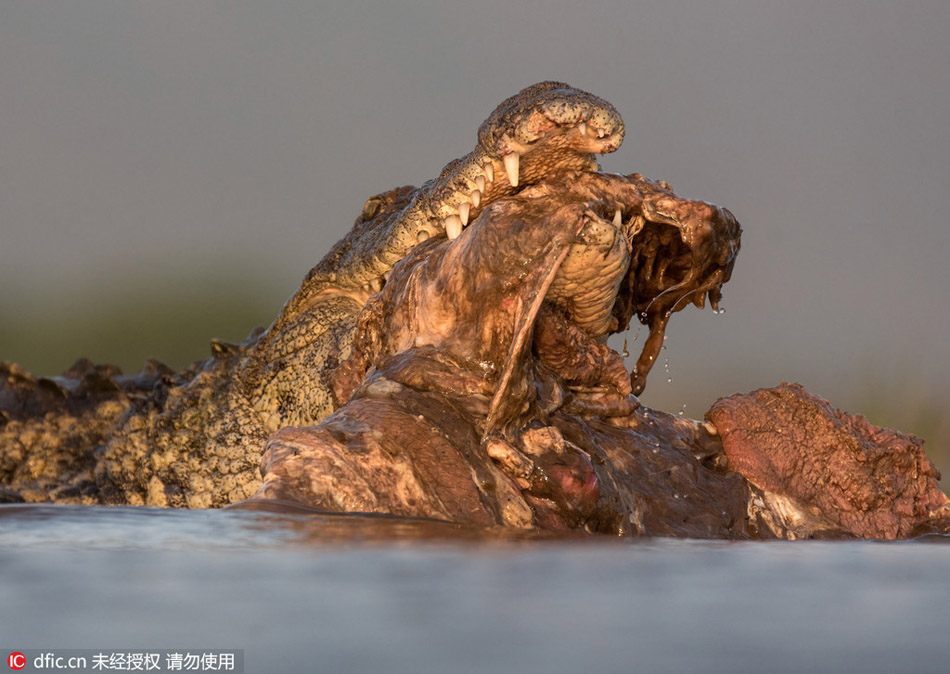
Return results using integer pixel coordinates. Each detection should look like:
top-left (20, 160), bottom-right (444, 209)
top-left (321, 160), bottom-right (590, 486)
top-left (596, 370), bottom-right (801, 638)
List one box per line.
top-left (667, 377), bottom-right (673, 384)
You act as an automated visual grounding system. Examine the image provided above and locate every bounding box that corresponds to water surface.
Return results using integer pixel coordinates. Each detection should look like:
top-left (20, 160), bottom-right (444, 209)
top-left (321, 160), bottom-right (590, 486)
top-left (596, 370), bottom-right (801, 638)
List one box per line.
top-left (2, 504), bottom-right (948, 674)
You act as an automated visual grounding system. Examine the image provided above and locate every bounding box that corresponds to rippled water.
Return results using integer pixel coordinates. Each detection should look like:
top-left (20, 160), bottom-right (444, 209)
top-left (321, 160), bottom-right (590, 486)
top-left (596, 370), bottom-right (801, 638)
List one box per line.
top-left (2, 504), bottom-right (948, 674)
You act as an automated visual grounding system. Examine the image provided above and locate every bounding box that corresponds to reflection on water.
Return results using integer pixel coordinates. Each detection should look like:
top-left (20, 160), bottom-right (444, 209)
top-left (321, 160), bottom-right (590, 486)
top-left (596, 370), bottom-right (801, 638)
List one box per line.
top-left (0, 502), bottom-right (577, 549)
top-left (1, 504), bottom-right (948, 674)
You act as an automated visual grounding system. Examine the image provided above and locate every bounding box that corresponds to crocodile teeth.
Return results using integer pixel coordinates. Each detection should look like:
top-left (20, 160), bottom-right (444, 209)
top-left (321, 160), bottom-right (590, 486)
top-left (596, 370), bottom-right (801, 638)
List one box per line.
top-left (383, 270), bottom-right (391, 281)
top-left (475, 175), bottom-right (486, 193)
top-left (458, 201), bottom-right (471, 226)
top-left (504, 153), bottom-right (520, 187)
top-left (613, 208), bottom-right (622, 227)
top-left (470, 189), bottom-right (481, 207)
top-left (483, 162), bottom-right (494, 182)
top-left (370, 277), bottom-right (382, 292)
top-left (417, 230), bottom-right (430, 243)
top-left (596, 127), bottom-right (607, 138)
top-left (578, 121), bottom-right (587, 136)
top-left (445, 215), bottom-right (463, 240)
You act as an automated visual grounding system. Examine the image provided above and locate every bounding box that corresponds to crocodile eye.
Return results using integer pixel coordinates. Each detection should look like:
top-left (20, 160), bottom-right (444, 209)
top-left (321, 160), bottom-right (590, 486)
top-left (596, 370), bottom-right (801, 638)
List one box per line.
top-left (362, 198), bottom-right (381, 220)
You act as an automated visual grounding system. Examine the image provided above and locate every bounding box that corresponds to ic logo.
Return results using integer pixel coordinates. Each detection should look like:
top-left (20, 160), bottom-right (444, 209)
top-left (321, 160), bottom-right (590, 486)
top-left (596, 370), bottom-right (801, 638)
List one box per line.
top-left (7, 653), bottom-right (26, 671)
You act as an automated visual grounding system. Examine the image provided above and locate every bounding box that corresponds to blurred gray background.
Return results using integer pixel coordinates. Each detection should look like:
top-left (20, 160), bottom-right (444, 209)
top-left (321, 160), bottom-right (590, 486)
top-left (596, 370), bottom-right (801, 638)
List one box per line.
top-left (2, 1), bottom-right (948, 463)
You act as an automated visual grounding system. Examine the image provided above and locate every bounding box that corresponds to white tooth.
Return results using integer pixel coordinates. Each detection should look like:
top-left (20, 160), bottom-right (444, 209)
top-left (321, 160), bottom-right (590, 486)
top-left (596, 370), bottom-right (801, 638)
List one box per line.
top-left (470, 189), bottom-right (481, 207)
top-left (483, 162), bottom-right (494, 182)
top-left (370, 277), bottom-right (382, 292)
top-left (597, 127), bottom-right (607, 138)
top-left (362, 283), bottom-right (372, 293)
top-left (417, 230), bottom-right (430, 243)
top-left (383, 270), bottom-right (391, 281)
top-left (444, 215), bottom-right (463, 240)
top-left (578, 121), bottom-right (587, 136)
top-left (475, 175), bottom-right (486, 193)
top-left (459, 201), bottom-right (470, 226)
top-left (613, 208), bottom-right (622, 227)
top-left (504, 153), bottom-right (520, 188)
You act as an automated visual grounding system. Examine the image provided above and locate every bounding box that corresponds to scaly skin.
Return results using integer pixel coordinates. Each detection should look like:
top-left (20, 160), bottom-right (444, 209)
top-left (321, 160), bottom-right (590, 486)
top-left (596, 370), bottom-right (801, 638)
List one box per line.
top-left (0, 82), bottom-right (627, 507)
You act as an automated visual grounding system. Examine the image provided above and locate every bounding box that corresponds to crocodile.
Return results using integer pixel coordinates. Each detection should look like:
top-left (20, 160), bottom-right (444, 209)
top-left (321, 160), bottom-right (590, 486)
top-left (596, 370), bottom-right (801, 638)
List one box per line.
top-left (3, 82), bottom-right (946, 539)
top-left (2, 82), bottom-right (636, 507)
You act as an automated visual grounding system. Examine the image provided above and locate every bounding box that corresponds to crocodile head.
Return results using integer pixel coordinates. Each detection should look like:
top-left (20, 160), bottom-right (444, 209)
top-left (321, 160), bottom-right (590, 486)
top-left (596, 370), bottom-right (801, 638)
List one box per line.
top-left (283, 82), bottom-right (625, 317)
top-left (475, 80), bottom-right (625, 192)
